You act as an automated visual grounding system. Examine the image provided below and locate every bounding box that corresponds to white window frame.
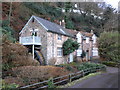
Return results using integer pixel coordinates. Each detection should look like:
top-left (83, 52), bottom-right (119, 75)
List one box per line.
top-left (92, 34), bottom-right (97, 44)
top-left (77, 48), bottom-right (82, 56)
top-left (76, 33), bottom-right (82, 43)
top-left (57, 47), bottom-right (62, 57)
top-left (58, 34), bottom-right (62, 40)
top-left (86, 37), bottom-right (89, 43)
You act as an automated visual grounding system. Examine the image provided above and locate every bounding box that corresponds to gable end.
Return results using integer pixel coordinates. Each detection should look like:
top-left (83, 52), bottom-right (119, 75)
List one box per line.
top-left (19, 15), bottom-right (48, 34)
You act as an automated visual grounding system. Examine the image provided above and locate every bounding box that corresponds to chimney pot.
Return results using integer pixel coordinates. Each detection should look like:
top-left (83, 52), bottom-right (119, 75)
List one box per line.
top-left (61, 20), bottom-right (65, 28)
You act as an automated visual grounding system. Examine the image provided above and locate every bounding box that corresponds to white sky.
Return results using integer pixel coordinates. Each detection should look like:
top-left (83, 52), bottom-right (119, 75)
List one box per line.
top-left (105, 0), bottom-right (119, 9)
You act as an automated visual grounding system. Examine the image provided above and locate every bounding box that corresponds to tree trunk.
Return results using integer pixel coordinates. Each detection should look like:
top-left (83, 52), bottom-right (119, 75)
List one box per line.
top-left (8, 2), bottom-right (12, 26)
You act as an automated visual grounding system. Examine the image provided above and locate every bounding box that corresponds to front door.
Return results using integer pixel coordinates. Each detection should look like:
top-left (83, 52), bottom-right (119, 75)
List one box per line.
top-left (86, 50), bottom-right (89, 61)
top-left (69, 53), bottom-right (73, 63)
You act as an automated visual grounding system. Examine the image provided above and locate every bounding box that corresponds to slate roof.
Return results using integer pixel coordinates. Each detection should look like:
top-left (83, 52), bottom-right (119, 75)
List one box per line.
top-left (34, 15), bottom-right (73, 37)
top-left (20, 15), bottom-right (93, 38)
top-left (65, 29), bottom-right (78, 37)
top-left (80, 31), bottom-right (93, 37)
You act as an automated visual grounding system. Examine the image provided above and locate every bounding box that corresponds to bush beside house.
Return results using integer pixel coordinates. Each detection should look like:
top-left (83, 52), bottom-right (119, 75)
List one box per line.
top-left (98, 31), bottom-right (120, 67)
top-left (62, 39), bottom-right (79, 56)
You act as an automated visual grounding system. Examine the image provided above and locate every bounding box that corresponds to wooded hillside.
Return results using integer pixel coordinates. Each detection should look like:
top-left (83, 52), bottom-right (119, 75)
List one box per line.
top-left (2, 2), bottom-right (119, 41)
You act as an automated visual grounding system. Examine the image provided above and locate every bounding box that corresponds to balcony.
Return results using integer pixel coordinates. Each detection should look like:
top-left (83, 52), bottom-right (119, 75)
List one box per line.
top-left (19, 36), bottom-right (41, 45)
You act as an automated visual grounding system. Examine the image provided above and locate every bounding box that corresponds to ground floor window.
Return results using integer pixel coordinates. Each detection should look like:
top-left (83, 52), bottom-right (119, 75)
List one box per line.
top-left (57, 47), bottom-right (62, 57)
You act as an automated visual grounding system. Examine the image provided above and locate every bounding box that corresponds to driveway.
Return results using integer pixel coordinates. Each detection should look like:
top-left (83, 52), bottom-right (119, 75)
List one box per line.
top-left (69, 67), bottom-right (119, 88)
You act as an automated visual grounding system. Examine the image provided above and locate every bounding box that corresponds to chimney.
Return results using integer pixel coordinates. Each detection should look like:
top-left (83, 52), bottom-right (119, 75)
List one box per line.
top-left (91, 30), bottom-right (94, 34)
top-left (60, 21), bottom-right (62, 25)
top-left (61, 20), bottom-right (65, 28)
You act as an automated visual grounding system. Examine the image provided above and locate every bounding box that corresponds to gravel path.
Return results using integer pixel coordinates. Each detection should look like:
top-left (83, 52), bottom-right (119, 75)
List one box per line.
top-left (69, 67), bottom-right (119, 88)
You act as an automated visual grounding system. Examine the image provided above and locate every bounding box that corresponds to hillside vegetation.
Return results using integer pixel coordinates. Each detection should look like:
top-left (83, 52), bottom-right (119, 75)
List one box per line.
top-left (1, 2), bottom-right (119, 88)
top-left (2, 2), bottom-right (118, 40)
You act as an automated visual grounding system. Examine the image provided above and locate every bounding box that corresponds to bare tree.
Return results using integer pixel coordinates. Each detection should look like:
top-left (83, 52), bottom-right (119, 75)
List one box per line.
top-left (8, 2), bottom-right (12, 26)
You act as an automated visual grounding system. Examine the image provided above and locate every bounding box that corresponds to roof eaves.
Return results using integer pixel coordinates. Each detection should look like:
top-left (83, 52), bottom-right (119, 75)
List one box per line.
top-left (19, 15), bottom-right (34, 34)
top-left (47, 30), bottom-right (74, 38)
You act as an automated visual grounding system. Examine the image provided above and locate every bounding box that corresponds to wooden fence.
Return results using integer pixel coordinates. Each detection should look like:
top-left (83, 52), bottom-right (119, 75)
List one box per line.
top-left (19, 66), bottom-right (106, 89)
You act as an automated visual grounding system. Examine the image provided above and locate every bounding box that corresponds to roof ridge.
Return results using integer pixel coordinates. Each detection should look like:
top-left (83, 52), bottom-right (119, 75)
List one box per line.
top-left (33, 15), bottom-right (73, 37)
top-left (33, 15), bottom-right (63, 28)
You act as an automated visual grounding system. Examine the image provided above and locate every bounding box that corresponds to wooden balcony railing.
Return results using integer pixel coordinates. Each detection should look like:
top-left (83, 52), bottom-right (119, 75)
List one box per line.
top-left (19, 36), bottom-right (41, 45)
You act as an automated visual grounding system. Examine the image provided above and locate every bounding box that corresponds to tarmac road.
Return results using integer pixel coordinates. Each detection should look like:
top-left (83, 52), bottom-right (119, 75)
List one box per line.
top-left (69, 67), bottom-right (119, 88)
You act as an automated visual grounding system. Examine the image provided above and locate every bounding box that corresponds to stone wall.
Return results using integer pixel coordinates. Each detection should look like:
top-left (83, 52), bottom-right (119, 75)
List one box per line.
top-left (47, 32), bottom-right (71, 65)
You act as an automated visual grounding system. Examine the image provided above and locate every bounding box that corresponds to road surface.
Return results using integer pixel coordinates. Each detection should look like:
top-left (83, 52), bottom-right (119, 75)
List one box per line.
top-left (69, 67), bottom-right (119, 88)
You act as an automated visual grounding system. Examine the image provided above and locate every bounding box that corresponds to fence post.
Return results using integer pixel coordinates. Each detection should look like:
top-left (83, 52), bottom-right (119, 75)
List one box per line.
top-left (52, 77), bottom-right (53, 84)
top-left (95, 67), bottom-right (96, 72)
top-left (69, 74), bottom-right (72, 82)
top-left (82, 70), bottom-right (84, 77)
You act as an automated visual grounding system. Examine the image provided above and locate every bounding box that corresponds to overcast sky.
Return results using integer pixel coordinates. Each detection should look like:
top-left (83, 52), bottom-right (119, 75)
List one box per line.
top-left (105, 0), bottom-right (119, 9)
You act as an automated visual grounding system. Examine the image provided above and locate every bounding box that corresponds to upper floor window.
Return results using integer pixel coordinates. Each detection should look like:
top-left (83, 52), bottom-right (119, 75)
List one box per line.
top-left (30, 28), bottom-right (38, 36)
top-left (58, 34), bottom-right (62, 40)
top-left (86, 37), bottom-right (89, 43)
top-left (34, 32), bottom-right (37, 36)
top-left (31, 31), bottom-right (37, 36)
top-left (77, 37), bottom-right (82, 43)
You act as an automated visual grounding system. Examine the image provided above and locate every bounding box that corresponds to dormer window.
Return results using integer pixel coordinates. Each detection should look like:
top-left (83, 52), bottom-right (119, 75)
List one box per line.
top-left (92, 34), bottom-right (97, 44)
top-left (76, 32), bottom-right (82, 43)
top-left (58, 34), bottom-right (62, 40)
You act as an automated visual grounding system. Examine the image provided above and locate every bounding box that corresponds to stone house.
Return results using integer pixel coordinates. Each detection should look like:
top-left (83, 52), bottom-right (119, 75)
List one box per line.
top-left (19, 15), bottom-right (98, 65)
top-left (65, 29), bottom-right (98, 61)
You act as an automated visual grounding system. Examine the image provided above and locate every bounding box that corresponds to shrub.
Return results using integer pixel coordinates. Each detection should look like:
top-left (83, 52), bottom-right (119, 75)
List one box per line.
top-left (1, 20), bottom-right (9, 27)
top-left (1, 19), bottom-right (16, 43)
top-left (56, 62), bottom-right (105, 73)
top-left (66, 19), bottom-right (75, 29)
top-left (2, 28), bottom-right (16, 43)
top-left (102, 61), bottom-right (119, 67)
top-left (2, 63), bottom-right (14, 71)
top-left (10, 66), bottom-right (70, 86)
top-left (47, 77), bottom-right (56, 88)
top-left (65, 66), bottom-right (73, 71)
top-left (62, 39), bottom-right (79, 56)
top-left (98, 31), bottom-right (120, 63)
top-left (77, 62), bottom-right (105, 71)
top-left (2, 80), bottom-right (19, 89)
top-left (2, 41), bottom-right (40, 71)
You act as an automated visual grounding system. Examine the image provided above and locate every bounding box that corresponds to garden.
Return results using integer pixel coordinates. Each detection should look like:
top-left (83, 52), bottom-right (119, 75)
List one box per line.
top-left (2, 38), bottom-right (106, 89)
